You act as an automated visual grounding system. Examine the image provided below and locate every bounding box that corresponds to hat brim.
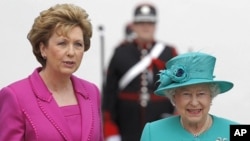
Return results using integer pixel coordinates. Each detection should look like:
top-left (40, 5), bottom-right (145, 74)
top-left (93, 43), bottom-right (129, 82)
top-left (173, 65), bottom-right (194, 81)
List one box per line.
top-left (134, 16), bottom-right (157, 23)
top-left (154, 79), bottom-right (233, 96)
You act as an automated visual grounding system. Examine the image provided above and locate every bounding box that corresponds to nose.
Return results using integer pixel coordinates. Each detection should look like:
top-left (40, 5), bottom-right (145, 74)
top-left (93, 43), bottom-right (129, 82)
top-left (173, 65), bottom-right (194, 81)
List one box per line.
top-left (67, 44), bottom-right (75, 57)
top-left (190, 95), bottom-right (199, 106)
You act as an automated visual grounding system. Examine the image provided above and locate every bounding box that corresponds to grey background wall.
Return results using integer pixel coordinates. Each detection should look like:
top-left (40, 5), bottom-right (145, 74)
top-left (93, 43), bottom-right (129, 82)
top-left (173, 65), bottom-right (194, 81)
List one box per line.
top-left (1, 0), bottom-right (249, 123)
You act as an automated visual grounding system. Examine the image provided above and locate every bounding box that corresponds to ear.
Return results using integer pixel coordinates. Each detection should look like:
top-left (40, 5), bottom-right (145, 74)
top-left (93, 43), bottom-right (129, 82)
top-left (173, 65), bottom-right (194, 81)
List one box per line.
top-left (171, 95), bottom-right (176, 106)
top-left (39, 42), bottom-right (46, 57)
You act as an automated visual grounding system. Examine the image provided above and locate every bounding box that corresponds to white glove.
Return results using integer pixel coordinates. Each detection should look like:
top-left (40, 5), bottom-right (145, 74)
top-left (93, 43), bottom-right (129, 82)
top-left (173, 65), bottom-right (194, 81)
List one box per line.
top-left (106, 135), bottom-right (121, 141)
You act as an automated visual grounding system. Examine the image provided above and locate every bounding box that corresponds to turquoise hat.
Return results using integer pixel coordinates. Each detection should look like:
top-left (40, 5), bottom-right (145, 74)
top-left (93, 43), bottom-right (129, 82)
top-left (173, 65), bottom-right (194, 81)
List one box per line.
top-left (154, 52), bottom-right (233, 96)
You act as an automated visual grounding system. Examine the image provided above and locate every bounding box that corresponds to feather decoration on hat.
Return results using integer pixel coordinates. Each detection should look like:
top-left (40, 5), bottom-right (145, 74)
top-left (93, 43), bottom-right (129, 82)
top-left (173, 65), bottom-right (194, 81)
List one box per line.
top-left (157, 52), bottom-right (216, 89)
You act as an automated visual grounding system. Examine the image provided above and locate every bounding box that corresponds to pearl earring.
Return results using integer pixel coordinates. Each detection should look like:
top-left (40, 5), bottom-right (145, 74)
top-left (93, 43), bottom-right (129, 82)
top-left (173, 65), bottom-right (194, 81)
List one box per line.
top-left (42, 55), bottom-right (47, 60)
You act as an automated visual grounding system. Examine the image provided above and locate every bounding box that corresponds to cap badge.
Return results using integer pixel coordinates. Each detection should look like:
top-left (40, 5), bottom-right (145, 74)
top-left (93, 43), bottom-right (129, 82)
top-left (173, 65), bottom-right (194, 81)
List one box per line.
top-left (140, 5), bottom-right (150, 14)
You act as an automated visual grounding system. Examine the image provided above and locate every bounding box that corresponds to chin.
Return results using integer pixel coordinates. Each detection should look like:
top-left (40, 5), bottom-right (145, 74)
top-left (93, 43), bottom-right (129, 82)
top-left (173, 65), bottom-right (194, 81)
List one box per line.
top-left (61, 68), bottom-right (77, 75)
top-left (189, 116), bottom-right (202, 122)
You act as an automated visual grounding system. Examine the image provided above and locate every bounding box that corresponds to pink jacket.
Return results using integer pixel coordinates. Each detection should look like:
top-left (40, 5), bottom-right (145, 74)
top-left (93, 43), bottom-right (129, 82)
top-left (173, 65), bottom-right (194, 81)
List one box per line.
top-left (0, 68), bottom-right (104, 141)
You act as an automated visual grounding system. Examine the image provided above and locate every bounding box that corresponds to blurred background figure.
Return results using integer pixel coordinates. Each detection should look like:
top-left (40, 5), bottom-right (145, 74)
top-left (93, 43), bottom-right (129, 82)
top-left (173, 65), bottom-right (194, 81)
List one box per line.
top-left (102, 2), bottom-right (179, 141)
top-left (114, 22), bottom-right (137, 48)
top-left (124, 22), bottom-right (137, 43)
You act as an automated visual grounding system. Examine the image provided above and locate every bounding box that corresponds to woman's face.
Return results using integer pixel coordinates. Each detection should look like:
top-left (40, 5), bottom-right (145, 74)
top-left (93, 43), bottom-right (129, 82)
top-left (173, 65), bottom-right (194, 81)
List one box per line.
top-left (173, 84), bottom-right (212, 124)
top-left (40, 26), bottom-right (84, 76)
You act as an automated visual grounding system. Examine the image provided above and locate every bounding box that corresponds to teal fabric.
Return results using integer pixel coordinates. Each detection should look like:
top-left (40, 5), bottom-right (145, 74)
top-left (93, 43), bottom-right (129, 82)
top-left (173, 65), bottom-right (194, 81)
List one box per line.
top-left (140, 114), bottom-right (238, 141)
top-left (154, 52), bottom-right (233, 96)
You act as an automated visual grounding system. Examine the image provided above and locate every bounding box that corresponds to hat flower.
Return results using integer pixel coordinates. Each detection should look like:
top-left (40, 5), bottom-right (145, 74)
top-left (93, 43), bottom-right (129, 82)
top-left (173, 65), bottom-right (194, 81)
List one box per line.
top-left (168, 64), bottom-right (189, 83)
top-left (158, 65), bottom-right (189, 87)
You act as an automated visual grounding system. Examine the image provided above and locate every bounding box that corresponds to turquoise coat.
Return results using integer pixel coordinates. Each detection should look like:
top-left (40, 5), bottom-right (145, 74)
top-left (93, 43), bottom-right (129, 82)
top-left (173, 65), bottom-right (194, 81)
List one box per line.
top-left (141, 114), bottom-right (238, 141)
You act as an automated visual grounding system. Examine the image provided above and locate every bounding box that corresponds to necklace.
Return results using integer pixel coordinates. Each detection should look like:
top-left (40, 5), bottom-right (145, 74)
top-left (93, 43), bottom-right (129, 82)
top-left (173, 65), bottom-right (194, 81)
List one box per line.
top-left (180, 115), bottom-right (212, 137)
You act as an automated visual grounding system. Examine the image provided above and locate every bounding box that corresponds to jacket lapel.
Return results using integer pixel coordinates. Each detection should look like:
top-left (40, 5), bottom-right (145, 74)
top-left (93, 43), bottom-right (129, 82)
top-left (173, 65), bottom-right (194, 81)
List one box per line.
top-left (71, 76), bottom-right (92, 141)
top-left (29, 68), bottom-right (73, 141)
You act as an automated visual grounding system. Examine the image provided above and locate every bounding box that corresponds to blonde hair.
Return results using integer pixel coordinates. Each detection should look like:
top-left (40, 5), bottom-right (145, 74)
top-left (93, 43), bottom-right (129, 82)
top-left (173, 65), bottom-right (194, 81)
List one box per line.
top-left (27, 3), bottom-right (92, 67)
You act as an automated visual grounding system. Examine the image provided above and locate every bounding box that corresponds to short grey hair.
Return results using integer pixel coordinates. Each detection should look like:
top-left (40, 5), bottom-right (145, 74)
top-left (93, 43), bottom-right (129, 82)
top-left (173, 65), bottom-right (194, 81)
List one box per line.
top-left (164, 83), bottom-right (220, 105)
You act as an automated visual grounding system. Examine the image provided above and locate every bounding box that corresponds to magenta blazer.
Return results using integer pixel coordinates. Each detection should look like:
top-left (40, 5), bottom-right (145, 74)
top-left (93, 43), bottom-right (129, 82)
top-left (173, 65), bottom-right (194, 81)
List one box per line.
top-left (0, 68), bottom-right (104, 141)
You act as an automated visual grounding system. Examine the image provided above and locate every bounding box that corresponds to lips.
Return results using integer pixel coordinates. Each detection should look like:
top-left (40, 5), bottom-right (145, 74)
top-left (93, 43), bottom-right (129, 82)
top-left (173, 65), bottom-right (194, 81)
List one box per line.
top-left (63, 61), bottom-right (75, 67)
top-left (187, 109), bottom-right (202, 114)
top-left (63, 61), bottom-right (75, 64)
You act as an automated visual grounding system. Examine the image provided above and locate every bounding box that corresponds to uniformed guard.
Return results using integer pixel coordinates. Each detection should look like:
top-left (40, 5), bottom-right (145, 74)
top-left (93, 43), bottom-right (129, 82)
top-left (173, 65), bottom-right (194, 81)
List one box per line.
top-left (102, 3), bottom-right (178, 141)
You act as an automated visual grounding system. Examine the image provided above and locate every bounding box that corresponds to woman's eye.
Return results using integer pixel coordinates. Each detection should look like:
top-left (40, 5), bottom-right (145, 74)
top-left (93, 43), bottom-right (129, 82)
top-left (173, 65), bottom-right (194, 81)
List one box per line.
top-left (75, 43), bottom-right (83, 47)
top-left (199, 92), bottom-right (207, 95)
top-left (58, 42), bottom-right (66, 46)
top-left (182, 93), bottom-right (190, 96)
top-left (197, 92), bottom-right (209, 97)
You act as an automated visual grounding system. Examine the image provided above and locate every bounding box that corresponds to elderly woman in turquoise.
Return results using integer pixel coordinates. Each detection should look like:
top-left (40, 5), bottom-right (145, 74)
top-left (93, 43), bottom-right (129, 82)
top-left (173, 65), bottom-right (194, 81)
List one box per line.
top-left (140, 52), bottom-right (238, 141)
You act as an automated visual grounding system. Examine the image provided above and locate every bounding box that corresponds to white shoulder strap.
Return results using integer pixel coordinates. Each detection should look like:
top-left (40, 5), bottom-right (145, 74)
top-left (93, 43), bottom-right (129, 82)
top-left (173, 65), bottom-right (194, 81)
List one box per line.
top-left (119, 43), bottom-right (165, 90)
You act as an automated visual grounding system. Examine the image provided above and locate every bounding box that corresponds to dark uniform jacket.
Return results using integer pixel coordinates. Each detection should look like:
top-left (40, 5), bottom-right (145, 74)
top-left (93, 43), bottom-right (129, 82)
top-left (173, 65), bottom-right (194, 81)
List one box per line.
top-left (102, 40), bottom-right (178, 141)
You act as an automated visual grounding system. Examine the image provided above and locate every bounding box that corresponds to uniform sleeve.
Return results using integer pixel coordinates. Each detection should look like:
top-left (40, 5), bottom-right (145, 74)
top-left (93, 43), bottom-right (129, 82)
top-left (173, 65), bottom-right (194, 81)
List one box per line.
top-left (0, 87), bottom-right (25, 141)
top-left (171, 46), bottom-right (178, 57)
top-left (102, 49), bottom-right (121, 139)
